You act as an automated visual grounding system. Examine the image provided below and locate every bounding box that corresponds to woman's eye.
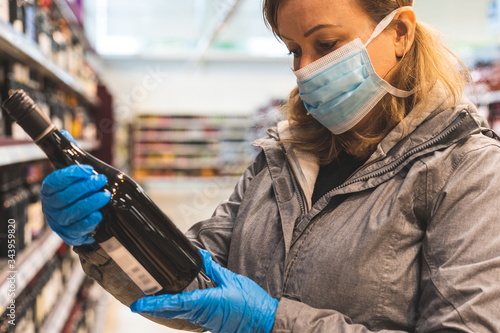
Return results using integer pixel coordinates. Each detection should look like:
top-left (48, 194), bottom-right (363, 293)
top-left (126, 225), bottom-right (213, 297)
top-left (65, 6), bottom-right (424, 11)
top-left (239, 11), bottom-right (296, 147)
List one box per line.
top-left (319, 42), bottom-right (337, 51)
top-left (287, 49), bottom-right (301, 58)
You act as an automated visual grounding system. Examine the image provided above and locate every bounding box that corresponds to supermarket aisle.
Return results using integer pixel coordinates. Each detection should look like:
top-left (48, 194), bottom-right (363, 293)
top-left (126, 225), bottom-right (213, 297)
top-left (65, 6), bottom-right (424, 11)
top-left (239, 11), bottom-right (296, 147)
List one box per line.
top-left (105, 177), bottom-right (237, 333)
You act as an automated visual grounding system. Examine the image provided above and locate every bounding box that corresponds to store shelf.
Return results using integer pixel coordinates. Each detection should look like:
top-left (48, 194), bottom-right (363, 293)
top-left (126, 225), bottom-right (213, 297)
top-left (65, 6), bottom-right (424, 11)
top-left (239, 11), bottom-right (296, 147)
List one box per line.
top-left (0, 20), bottom-right (98, 106)
top-left (132, 114), bottom-right (253, 177)
top-left (39, 264), bottom-right (86, 333)
top-left (136, 132), bottom-right (220, 143)
top-left (0, 139), bottom-right (100, 167)
top-left (52, 0), bottom-right (88, 47)
top-left (0, 231), bottom-right (63, 314)
top-left (135, 142), bottom-right (219, 155)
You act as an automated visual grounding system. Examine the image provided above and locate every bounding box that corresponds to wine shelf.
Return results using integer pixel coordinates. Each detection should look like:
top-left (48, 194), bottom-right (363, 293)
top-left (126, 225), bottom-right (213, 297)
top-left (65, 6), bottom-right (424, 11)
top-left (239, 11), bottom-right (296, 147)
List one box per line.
top-left (132, 114), bottom-right (255, 178)
top-left (39, 264), bottom-right (86, 333)
top-left (0, 2), bottom-right (110, 331)
top-left (0, 20), bottom-right (98, 106)
top-left (0, 230), bottom-right (62, 314)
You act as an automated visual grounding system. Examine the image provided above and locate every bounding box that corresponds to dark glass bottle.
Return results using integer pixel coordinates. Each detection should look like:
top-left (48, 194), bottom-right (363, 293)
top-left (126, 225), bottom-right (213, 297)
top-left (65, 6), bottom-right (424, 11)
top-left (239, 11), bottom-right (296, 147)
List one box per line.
top-left (2, 90), bottom-right (211, 295)
top-left (9, 0), bottom-right (26, 34)
top-left (0, 166), bottom-right (17, 258)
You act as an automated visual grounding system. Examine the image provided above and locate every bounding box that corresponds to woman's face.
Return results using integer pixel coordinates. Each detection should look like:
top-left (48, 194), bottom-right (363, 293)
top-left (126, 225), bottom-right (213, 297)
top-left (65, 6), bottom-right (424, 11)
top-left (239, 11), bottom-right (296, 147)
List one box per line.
top-left (277, 0), bottom-right (399, 79)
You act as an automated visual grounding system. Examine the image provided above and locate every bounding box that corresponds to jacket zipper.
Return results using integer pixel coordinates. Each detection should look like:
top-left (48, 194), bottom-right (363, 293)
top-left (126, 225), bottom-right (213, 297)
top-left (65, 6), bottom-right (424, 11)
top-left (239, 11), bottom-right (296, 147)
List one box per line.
top-left (321, 111), bottom-right (469, 200)
top-left (292, 165), bottom-right (307, 217)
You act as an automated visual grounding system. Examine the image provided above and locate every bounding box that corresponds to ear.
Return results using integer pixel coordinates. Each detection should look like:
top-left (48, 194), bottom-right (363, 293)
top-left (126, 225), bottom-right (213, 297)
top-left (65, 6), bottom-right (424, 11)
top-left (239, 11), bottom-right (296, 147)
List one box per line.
top-left (393, 8), bottom-right (417, 58)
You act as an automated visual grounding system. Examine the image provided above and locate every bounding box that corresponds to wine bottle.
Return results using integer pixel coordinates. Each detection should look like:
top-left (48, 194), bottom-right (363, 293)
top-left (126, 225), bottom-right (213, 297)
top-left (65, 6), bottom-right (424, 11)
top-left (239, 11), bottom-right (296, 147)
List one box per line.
top-left (24, 0), bottom-right (37, 42)
top-left (0, 166), bottom-right (17, 258)
top-left (35, 0), bottom-right (53, 58)
top-left (2, 89), bottom-right (212, 295)
top-left (9, 0), bottom-right (25, 34)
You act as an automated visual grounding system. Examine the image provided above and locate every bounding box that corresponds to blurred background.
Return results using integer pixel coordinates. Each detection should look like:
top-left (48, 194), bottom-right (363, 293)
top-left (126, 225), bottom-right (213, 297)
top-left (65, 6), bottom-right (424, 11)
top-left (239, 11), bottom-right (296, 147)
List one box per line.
top-left (1, 0), bottom-right (500, 332)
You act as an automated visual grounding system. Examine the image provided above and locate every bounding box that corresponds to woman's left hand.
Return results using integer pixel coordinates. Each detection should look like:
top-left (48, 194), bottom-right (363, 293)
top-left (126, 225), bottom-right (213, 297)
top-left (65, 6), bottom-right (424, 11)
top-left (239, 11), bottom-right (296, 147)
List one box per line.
top-left (130, 249), bottom-right (279, 333)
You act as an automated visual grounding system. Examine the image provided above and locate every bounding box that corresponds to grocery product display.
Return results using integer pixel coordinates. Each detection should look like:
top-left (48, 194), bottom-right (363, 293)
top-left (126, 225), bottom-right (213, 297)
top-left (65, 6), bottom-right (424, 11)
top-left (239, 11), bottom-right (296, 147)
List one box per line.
top-left (132, 114), bottom-right (255, 178)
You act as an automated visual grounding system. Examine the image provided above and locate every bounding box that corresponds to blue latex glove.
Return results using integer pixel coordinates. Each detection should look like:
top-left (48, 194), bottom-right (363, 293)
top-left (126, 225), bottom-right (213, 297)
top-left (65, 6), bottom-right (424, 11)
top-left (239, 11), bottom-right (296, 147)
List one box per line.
top-left (41, 131), bottom-right (111, 246)
top-left (130, 250), bottom-right (279, 333)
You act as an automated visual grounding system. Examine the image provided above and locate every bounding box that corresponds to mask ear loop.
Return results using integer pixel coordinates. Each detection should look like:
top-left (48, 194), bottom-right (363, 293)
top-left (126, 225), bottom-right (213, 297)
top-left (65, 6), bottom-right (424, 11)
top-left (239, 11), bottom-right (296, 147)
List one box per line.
top-left (364, 6), bottom-right (413, 47)
top-left (364, 9), bottom-right (400, 47)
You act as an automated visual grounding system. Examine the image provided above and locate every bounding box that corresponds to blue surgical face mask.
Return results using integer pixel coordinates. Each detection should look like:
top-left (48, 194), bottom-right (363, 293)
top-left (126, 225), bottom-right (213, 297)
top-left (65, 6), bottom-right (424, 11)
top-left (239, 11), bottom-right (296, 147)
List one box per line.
top-left (294, 8), bottom-right (414, 135)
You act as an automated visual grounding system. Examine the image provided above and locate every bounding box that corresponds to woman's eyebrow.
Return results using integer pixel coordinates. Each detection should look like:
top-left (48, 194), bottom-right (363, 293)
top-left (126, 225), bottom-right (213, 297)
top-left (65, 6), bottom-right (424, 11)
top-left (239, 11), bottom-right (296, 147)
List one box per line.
top-left (280, 24), bottom-right (342, 40)
top-left (304, 24), bottom-right (341, 37)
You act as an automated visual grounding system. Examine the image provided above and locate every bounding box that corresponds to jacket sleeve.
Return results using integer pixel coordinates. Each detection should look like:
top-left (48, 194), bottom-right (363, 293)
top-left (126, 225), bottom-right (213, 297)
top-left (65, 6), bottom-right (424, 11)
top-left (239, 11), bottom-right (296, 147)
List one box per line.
top-left (185, 150), bottom-right (268, 267)
top-left (72, 150), bottom-right (268, 331)
top-left (272, 142), bottom-right (500, 332)
top-left (416, 142), bottom-right (500, 332)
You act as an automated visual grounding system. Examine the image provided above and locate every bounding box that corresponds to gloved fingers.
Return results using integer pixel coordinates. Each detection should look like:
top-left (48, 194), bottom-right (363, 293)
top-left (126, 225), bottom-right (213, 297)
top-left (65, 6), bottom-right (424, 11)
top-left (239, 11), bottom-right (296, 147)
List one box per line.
top-left (51, 191), bottom-right (111, 226)
top-left (130, 288), bottom-right (209, 318)
top-left (46, 174), bottom-right (108, 209)
top-left (199, 249), bottom-right (231, 287)
top-left (46, 211), bottom-right (102, 246)
top-left (59, 232), bottom-right (96, 246)
top-left (77, 234), bottom-right (97, 245)
top-left (42, 165), bottom-right (96, 195)
top-left (60, 129), bottom-right (78, 145)
top-left (62, 211), bottom-right (103, 245)
top-left (70, 210), bottom-right (104, 235)
top-left (131, 306), bottom-right (188, 320)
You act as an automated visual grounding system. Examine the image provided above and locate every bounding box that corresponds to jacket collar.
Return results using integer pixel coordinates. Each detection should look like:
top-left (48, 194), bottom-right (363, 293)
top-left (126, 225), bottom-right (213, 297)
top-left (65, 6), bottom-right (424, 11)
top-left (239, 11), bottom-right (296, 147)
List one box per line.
top-left (367, 83), bottom-right (486, 164)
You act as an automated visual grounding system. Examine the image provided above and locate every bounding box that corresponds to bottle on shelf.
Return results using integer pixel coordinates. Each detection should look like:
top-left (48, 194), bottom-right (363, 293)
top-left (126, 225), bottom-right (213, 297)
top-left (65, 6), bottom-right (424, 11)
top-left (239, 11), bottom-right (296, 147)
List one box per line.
top-left (0, 278), bottom-right (36, 333)
top-left (57, 242), bottom-right (76, 285)
top-left (1, 60), bottom-right (43, 140)
top-left (61, 277), bottom-right (94, 333)
top-left (13, 165), bottom-right (30, 249)
top-left (34, 257), bottom-right (62, 329)
top-left (25, 161), bottom-right (47, 241)
top-left (0, 165), bottom-right (28, 257)
top-left (3, 90), bottom-right (214, 295)
top-left (35, 0), bottom-right (53, 58)
top-left (9, 0), bottom-right (26, 34)
top-left (23, 0), bottom-right (37, 42)
top-left (0, 166), bottom-right (17, 257)
top-left (15, 293), bottom-right (36, 333)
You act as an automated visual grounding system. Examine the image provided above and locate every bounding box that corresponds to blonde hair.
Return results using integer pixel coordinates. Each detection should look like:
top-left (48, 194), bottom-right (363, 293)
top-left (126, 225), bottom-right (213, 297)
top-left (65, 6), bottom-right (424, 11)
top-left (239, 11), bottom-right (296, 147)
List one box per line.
top-left (263, 0), bottom-right (470, 164)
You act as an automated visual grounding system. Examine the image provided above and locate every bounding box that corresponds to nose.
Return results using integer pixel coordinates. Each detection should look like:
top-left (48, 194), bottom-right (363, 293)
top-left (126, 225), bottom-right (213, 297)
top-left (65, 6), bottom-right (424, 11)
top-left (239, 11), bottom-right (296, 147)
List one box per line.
top-left (296, 53), bottom-right (320, 70)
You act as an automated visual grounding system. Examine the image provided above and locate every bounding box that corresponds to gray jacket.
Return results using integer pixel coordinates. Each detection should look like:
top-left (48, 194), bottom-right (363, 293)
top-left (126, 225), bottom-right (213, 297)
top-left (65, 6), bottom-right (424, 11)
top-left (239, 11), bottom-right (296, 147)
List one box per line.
top-left (75, 86), bottom-right (500, 332)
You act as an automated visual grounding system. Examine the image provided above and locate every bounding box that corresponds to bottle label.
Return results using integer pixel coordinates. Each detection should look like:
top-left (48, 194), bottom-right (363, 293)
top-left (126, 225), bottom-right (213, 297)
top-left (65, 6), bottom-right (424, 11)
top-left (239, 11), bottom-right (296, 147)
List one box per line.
top-left (99, 237), bottom-right (163, 295)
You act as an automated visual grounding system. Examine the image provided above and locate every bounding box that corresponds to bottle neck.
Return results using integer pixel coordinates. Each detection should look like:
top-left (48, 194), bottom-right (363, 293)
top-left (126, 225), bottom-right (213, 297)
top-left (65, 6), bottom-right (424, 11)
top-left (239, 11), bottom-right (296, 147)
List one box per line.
top-left (2, 90), bottom-right (56, 142)
top-left (36, 130), bottom-right (87, 169)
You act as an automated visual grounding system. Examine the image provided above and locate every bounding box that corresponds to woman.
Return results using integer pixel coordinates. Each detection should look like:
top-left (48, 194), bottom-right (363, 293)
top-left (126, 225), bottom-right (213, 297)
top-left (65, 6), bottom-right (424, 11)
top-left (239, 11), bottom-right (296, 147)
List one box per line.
top-left (41, 0), bottom-right (500, 332)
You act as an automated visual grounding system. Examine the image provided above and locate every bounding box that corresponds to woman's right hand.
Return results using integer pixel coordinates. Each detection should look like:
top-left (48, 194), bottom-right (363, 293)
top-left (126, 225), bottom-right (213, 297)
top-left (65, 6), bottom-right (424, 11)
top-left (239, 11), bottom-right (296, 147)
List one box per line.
top-left (41, 164), bottom-right (111, 246)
